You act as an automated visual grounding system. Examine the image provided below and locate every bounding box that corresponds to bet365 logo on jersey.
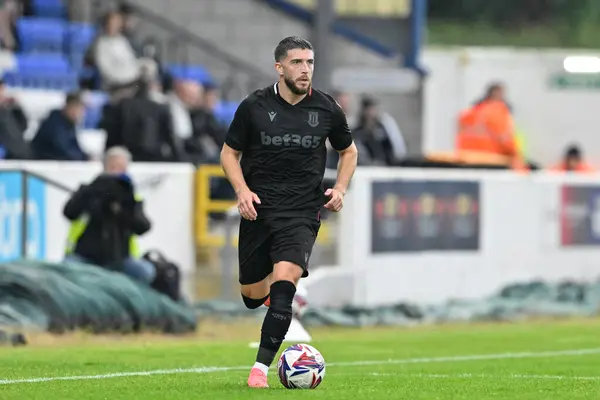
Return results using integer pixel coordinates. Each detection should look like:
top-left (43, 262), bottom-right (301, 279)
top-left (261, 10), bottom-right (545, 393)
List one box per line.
top-left (261, 132), bottom-right (322, 149)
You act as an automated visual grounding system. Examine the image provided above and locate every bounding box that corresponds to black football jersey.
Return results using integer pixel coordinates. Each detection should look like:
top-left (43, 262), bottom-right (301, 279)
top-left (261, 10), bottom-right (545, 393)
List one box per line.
top-left (225, 83), bottom-right (353, 219)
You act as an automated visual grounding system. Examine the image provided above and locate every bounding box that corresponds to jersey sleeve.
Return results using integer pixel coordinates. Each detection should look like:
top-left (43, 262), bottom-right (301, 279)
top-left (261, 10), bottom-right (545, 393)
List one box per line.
top-left (225, 98), bottom-right (253, 151)
top-left (328, 102), bottom-right (353, 151)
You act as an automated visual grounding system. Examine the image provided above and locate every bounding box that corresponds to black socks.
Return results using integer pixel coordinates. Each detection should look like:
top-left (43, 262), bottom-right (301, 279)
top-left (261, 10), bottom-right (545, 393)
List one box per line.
top-left (256, 280), bottom-right (296, 367)
top-left (242, 294), bottom-right (270, 309)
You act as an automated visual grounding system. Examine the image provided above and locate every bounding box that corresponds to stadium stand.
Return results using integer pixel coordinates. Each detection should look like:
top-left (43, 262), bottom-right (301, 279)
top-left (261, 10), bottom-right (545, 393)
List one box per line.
top-left (0, 1), bottom-right (239, 158)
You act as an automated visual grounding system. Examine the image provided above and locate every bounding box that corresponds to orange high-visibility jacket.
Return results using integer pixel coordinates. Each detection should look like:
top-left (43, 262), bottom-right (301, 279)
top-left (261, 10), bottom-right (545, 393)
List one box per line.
top-left (456, 100), bottom-right (518, 158)
top-left (549, 161), bottom-right (596, 173)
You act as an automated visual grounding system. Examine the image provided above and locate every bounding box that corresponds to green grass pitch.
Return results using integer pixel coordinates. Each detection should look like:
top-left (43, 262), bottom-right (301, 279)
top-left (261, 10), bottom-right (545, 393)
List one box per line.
top-left (1, 318), bottom-right (599, 399)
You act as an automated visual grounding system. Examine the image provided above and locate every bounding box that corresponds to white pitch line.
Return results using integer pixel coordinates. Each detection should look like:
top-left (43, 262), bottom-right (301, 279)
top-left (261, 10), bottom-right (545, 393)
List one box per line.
top-left (1, 347), bottom-right (599, 386)
top-left (0, 366), bottom-right (248, 385)
top-left (328, 347), bottom-right (600, 367)
top-left (369, 372), bottom-right (600, 381)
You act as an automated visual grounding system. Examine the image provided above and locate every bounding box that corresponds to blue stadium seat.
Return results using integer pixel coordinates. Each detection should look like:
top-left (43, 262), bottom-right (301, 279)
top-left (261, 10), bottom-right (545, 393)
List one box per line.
top-left (68, 51), bottom-right (86, 71)
top-left (16, 53), bottom-right (71, 73)
top-left (167, 64), bottom-right (213, 85)
top-left (83, 106), bottom-right (103, 129)
top-left (83, 91), bottom-right (108, 128)
top-left (65, 23), bottom-right (96, 72)
top-left (213, 101), bottom-right (239, 127)
top-left (66, 22), bottom-right (96, 53)
top-left (17, 18), bottom-right (66, 53)
top-left (32, 0), bottom-right (67, 19)
top-left (3, 70), bottom-right (78, 91)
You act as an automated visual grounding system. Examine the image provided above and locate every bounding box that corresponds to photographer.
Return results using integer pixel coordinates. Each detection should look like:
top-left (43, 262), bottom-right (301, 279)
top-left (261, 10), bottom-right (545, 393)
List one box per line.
top-left (63, 146), bottom-right (156, 284)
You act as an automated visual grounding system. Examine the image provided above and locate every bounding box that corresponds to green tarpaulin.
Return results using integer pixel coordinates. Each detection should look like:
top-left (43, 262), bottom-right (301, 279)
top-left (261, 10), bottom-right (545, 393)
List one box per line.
top-left (0, 260), bottom-right (197, 336)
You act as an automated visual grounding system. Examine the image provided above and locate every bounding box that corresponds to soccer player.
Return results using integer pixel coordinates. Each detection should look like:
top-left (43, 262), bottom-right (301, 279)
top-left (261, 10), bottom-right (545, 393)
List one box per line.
top-left (220, 36), bottom-right (358, 388)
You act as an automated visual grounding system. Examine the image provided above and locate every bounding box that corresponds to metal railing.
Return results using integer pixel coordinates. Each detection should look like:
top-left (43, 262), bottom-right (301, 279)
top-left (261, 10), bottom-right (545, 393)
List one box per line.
top-left (0, 170), bottom-right (74, 260)
top-left (8, 168), bottom-right (179, 260)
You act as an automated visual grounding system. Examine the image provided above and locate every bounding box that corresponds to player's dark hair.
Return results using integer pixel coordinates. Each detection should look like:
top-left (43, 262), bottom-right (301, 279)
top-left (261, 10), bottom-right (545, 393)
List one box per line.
top-left (274, 36), bottom-right (313, 62)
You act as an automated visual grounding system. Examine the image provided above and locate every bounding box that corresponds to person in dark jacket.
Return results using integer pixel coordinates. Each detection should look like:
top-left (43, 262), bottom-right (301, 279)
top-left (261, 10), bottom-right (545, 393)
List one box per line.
top-left (31, 92), bottom-right (89, 161)
top-left (63, 146), bottom-right (155, 284)
top-left (103, 79), bottom-right (183, 162)
top-left (352, 96), bottom-right (396, 166)
top-left (186, 82), bottom-right (226, 164)
top-left (0, 79), bottom-right (32, 159)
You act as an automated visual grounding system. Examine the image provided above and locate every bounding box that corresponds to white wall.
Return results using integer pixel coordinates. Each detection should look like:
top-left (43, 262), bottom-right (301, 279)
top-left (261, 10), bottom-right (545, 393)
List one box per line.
top-left (422, 47), bottom-right (600, 165)
top-left (306, 167), bottom-right (600, 307)
top-left (0, 161), bottom-right (196, 299)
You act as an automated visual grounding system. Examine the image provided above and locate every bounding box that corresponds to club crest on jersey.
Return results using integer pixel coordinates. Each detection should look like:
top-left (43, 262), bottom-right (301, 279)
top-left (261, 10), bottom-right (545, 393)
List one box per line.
top-left (307, 111), bottom-right (319, 128)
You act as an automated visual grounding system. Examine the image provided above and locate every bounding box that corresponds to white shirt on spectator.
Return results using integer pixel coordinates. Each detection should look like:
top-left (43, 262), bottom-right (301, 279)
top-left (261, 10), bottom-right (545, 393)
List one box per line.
top-left (94, 35), bottom-right (140, 86)
top-left (167, 92), bottom-right (193, 140)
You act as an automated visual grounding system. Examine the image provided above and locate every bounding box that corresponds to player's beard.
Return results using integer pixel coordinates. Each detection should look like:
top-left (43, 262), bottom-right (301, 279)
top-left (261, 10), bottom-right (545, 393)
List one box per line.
top-left (284, 75), bottom-right (310, 95)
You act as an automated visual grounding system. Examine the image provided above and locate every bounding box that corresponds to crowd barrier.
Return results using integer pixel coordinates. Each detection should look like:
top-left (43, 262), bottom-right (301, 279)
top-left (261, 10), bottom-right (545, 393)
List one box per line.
top-left (305, 167), bottom-right (600, 308)
top-left (0, 161), bottom-right (196, 300)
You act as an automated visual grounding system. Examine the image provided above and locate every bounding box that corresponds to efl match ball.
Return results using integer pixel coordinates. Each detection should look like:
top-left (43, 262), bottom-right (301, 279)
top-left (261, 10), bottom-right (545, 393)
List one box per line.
top-left (277, 343), bottom-right (326, 389)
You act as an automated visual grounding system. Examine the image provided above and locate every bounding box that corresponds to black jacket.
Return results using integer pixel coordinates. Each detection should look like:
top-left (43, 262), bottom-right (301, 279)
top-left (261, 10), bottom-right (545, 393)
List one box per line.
top-left (0, 107), bottom-right (32, 160)
top-left (31, 110), bottom-right (88, 161)
top-left (63, 174), bottom-right (151, 266)
top-left (103, 87), bottom-right (183, 162)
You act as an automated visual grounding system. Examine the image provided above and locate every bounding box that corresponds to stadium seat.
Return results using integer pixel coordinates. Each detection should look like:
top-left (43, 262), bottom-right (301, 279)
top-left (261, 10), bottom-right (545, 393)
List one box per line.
top-left (65, 23), bottom-right (96, 72)
top-left (66, 23), bottom-right (96, 53)
top-left (83, 91), bottom-right (109, 129)
top-left (68, 51), bottom-right (86, 71)
top-left (3, 70), bottom-right (78, 91)
top-left (17, 18), bottom-right (66, 53)
top-left (32, 0), bottom-right (67, 19)
top-left (83, 106), bottom-right (103, 129)
top-left (167, 64), bottom-right (213, 85)
top-left (16, 53), bottom-right (71, 73)
top-left (213, 101), bottom-right (239, 127)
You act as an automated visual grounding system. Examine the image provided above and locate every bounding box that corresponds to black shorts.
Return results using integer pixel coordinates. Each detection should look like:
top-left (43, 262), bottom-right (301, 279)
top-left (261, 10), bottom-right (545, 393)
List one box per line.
top-left (238, 216), bottom-right (321, 285)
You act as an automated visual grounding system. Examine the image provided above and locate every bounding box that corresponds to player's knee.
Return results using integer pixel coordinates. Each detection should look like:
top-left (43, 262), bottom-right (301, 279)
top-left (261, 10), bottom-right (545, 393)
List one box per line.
top-left (241, 293), bottom-right (269, 309)
top-left (272, 262), bottom-right (303, 284)
top-left (268, 280), bottom-right (296, 315)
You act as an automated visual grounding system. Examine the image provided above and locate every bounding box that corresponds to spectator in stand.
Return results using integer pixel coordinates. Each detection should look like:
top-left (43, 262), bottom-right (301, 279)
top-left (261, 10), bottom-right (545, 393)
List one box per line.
top-left (103, 63), bottom-right (183, 162)
top-left (202, 82), bottom-right (220, 114)
top-left (30, 92), bottom-right (89, 161)
top-left (353, 96), bottom-right (406, 166)
top-left (94, 10), bottom-right (140, 91)
top-left (0, 79), bottom-right (32, 159)
top-left (0, 0), bottom-right (19, 51)
top-left (188, 82), bottom-right (226, 164)
top-left (168, 79), bottom-right (200, 142)
top-left (549, 144), bottom-right (595, 173)
top-left (139, 37), bottom-right (172, 91)
top-left (0, 79), bottom-right (26, 132)
top-left (118, 3), bottom-right (144, 57)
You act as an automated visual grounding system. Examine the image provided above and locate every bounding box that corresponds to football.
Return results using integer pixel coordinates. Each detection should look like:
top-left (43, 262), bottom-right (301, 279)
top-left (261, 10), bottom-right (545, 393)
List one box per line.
top-left (277, 343), bottom-right (326, 389)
